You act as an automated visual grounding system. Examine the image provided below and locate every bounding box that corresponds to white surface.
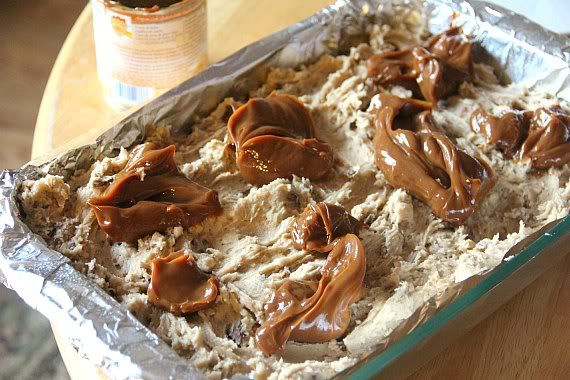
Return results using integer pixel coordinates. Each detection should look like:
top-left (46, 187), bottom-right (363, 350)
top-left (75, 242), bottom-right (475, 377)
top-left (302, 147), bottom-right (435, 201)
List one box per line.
top-left (484, 0), bottom-right (570, 34)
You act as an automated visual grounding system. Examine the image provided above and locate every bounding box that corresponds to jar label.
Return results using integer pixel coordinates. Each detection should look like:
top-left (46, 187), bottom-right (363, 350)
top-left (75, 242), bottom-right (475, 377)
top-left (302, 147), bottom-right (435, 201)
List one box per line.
top-left (92, 0), bottom-right (207, 93)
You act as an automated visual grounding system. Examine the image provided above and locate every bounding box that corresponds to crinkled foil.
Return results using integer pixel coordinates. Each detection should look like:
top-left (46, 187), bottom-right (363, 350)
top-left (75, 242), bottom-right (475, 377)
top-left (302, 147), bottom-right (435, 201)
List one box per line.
top-left (1, 1), bottom-right (569, 379)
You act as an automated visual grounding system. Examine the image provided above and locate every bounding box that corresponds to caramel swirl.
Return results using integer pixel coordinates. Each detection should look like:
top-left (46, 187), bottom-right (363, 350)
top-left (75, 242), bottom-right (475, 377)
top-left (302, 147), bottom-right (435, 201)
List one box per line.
top-left (148, 251), bottom-right (219, 315)
top-left (367, 27), bottom-right (472, 104)
top-left (227, 93), bottom-right (334, 185)
top-left (292, 202), bottom-right (362, 252)
top-left (88, 143), bottom-right (222, 242)
top-left (373, 94), bottom-right (495, 225)
top-left (255, 234), bottom-right (365, 355)
top-left (470, 107), bottom-right (570, 168)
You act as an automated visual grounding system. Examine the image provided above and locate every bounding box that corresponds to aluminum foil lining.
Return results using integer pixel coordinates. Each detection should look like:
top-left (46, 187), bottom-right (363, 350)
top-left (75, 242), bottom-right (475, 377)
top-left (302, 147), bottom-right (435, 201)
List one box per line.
top-left (1, 0), bottom-right (569, 379)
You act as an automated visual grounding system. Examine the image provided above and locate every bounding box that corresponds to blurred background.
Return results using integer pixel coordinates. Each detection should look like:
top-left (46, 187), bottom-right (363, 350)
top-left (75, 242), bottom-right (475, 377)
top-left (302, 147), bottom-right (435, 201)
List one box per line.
top-left (0, 1), bottom-right (85, 379)
top-left (0, 0), bottom-right (85, 169)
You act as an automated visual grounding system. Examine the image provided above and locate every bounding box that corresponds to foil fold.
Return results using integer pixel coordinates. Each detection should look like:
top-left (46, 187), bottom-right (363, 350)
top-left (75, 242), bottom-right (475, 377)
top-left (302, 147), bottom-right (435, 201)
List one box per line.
top-left (1, 1), bottom-right (569, 379)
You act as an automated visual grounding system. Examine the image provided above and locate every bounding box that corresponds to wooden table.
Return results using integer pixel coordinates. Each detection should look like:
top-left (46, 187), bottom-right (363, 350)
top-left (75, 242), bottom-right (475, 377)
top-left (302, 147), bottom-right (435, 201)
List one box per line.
top-left (34, 1), bottom-right (570, 379)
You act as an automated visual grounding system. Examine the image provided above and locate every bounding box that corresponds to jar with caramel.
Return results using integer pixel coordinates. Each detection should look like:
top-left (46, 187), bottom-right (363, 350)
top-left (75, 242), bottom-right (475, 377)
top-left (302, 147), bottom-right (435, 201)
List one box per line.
top-left (91, 0), bottom-right (208, 109)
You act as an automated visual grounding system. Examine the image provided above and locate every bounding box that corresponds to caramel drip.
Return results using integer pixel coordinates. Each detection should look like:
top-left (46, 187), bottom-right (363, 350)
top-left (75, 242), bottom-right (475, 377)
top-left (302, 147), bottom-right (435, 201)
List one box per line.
top-left (87, 143), bottom-right (222, 242)
top-left (373, 94), bottom-right (495, 225)
top-left (292, 202), bottom-right (362, 252)
top-left (148, 251), bottom-right (219, 315)
top-left (470, 107), bottom-right (570, 169)
top-left (367, 27), bottom-right (473, 104)
top-left (255, 234), bottom-right (365, 355)
top-left (227, 93), bottom-right (334, 185)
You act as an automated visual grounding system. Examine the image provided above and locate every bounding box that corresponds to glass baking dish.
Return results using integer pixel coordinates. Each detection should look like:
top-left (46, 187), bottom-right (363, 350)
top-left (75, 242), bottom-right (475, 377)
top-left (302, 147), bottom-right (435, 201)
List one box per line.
top-left (342, 217), bottom-right (570, 378)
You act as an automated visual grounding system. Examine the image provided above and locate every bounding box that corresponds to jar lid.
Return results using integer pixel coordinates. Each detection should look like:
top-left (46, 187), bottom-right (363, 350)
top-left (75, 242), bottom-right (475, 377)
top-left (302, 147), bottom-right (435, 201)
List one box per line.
top-left (116, 0), bottom-right (183, 9)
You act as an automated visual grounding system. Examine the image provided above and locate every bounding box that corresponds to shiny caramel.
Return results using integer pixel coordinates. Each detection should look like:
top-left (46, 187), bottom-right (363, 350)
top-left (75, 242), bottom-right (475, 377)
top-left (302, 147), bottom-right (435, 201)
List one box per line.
top-left (227, 93), bottom-right (334, 185)
top-left (87, 143), bottom-right (222, 242)
top-left (367, 49), bottom-right (420, 96)
top-left (292, 202), bottom-right (362, 252)
top-left (373, 94), bottom-right (495, 226)
top-left (470, 108), bottom-right (529, 158)
top-left (368, 27), bottom-right (473, 104)
top-left (520, 107), bottom-right (570, 168)
top-left (255, 234), bottom-right (365, 355)
top-left (470, 106), bottom-right (570, 169)
top-left (148, 251), bottom-right (219, 315)
top-left (421, 26), bottom-right (473, 103)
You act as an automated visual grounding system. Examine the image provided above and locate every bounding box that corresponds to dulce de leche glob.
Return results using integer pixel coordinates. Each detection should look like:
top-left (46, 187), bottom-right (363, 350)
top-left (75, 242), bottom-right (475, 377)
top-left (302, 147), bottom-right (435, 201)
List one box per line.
top-left (227, 93), bottom-right (334, 185)
top-left (470, 108), bottom-right (529, 158)
top-left (148, 251), bottom-right (219, 315)
top-left (291, 202), bottom-right (362, 252)
top-left (255, 234), bottom-right (365, 356)
top-left (368, 27), bottom-right (473, 104)
top-left (420, 26), bottom-right (473, 102)
top-left (87, 143), bottom-right (222, 242)
top-left (471, 106), bottom-right (570, 169)
top-left (373, 94), bottom-right (495, 226)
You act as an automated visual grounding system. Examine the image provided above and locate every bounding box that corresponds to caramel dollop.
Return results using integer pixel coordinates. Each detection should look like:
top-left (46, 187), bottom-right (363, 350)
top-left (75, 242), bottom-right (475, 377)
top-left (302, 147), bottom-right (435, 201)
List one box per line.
top-left (470, 107), bottom-right (570, 169)
top-left (255, 234), bottom-right (365, 355)
top-left (421, 26), bottom-right (473, 103)
top-left (367, 49), bottom-right (420, 96)
top-left (373, 94), bottom-right (495, 225)
top-left (470, 108), bottom-right (529, 158)
top-left (87, 143), bottom-right (222, 242)
top-left (148, 251), bottom-right (219, 315)
top-left (292, 202), bottom-right (362, 252)
top-left (227, 93), bottom-right (334, 185)
top-left (519, 107), bottom-right (570, 168)
top-left (367, 27), bottom-right (472, 104)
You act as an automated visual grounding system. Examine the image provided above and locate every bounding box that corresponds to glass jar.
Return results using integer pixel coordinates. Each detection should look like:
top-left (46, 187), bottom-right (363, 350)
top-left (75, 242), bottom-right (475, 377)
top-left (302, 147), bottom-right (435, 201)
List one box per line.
top-left (91, 0), bottom-right (208, 110)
